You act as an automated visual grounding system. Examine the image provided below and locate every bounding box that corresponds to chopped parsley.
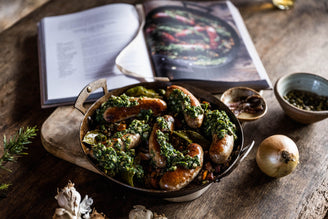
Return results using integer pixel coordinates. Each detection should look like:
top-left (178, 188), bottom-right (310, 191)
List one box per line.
top-left (92, 144), bottom-right (144, 186)
top-left (94, 94), bottom-right (139, 123)
top-left (155, 116), bottom-right (171, 131)
top-left (156, 129), bottom-right (200, 171)
top-left (105, 94), bottom-right (139, 108)
top-left (138, 109), bottom-right (153, 122)
top-left (167, 88), bottom-right (204, 118)
top-left (113, 119), bottom-right (151, 141)
top-left (86, 119), bottom-right (150, 186)
top-left (203, 109), bottom-right (237, 139)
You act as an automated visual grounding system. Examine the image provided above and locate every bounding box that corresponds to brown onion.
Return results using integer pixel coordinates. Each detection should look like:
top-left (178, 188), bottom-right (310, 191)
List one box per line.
top-left (256, 135), bottom-right (299, 178)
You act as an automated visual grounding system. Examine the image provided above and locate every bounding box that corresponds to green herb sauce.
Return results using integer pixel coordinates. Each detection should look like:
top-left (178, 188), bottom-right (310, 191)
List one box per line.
top-left (94, 94), bottom-right (139, 123)
top-left (92, 144), bottom-right (143, 186)
top-left (113, 119), bottom-right (151, 141)
top-left (167, 89), bottom-right (203, 119)
top-left (156, 129), bottom-right (200, 171)
top-left (155, 116), bottom-right (171, 131)
top-left (105, 93), bottom-right (139, 108)
top-left (203, 109), bottom-right (236, 139)
top-left (137, 109), bottom-right (153, 123)
top-left (86, 119), bottom-right (150, 186)
top-left (283, 89), bottom-right (328, 111)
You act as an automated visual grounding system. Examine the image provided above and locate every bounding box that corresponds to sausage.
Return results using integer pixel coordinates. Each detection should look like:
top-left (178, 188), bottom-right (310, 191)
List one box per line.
top-left (166, 85), bottom-right (204, 128)
top-left (103, 97), bottom-right (167, 123)
top-left (120, 133), bottom-right (141, 150)
top-left (206, 26), bottom-right (219, 50)
top-left (104, 133), bottom-right (141, 150)
top-left (148, 115), bottom-right (174, 168)
top-left (209, 134), bottom-right (234, 164)
top-left (159, 143), bottom-right (204, 191)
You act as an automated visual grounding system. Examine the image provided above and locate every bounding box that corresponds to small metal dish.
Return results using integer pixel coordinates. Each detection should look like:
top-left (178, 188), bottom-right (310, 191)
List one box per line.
top-left (220, 87), bottom-right (267, 122)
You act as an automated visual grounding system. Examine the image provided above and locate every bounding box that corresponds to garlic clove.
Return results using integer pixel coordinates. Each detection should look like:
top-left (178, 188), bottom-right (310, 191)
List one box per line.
top-left (79, 195), bottom-right (93, 218)
top-left (54, 181), bottom-right (108, 219)
top-left (55, 181), bottom-right (81, 216)
top-left (129, 205), bottom-right (153, 219)
top-left (52, 208), bottom-right (76, 219)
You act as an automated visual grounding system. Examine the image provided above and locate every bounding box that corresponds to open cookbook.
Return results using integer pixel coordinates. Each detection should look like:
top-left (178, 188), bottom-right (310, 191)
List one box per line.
top-left (38, 0), bottom-right (272, 108)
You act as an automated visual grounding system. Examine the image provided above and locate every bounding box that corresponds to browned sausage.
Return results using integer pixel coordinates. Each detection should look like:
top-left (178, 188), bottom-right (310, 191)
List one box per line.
top-left (148, 115), bottom-right (174, 168)
top-left (159, 143), bottom-right (204, 191)
top-left (209, 134), bottom-right (234, 164)
top-left (166, 85), bottom-right (204, 128)
top-left (103, 97), bottom-right (167, 123)
top-left (119, 133), bottom-right (141, 150)
top-left (102, 133), bottom-right (141, 150)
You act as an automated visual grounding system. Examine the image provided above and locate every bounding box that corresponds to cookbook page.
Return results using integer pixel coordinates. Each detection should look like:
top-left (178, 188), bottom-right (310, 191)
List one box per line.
top-left (39, 3), bottom-right (151, 107)
top-left (142, 0), bottom-right (272, 92)
top-left (115, 5), bottom-right (156, 81)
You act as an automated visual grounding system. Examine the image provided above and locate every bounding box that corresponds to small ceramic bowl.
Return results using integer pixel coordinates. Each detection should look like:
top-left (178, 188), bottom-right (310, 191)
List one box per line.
top-left (274, 72), bottom-right (328, 124)
top-left (220, 87), bottom-right (267, 122)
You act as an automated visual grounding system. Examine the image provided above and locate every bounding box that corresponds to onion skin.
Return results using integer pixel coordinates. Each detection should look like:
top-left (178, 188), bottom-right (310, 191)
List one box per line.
top-left (256, 135), bottom-right (299, 178)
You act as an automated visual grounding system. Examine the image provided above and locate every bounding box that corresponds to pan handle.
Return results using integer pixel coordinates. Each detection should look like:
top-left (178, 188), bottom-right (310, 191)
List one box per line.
top-left (74, 78), bottom-right (108, 115)
top-left (216, 140), bottom-right (255, 181)
top-left (239, 140), bottom-right (255, 162)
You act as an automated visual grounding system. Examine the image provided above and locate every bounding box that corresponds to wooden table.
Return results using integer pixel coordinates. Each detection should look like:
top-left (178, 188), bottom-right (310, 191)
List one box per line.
top-left (0, 0), bottom-right (327, 218)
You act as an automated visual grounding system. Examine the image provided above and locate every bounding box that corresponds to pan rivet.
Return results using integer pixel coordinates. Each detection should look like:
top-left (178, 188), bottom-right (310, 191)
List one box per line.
top-left (87, 86), bottom-right (92, 93)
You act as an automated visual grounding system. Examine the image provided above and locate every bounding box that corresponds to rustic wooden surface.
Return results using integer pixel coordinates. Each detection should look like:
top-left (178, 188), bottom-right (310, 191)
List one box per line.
top-left (0, 0), bottom-right (327, 218)
top-left (0, 0), bottom-right (49, 32)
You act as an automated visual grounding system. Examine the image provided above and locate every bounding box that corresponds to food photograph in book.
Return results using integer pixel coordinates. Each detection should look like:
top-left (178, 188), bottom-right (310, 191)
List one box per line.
top-left (143, 1), bottom-right (261, 82)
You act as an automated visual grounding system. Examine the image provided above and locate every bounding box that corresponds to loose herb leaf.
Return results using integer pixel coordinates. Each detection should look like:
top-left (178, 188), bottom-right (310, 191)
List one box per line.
top-left (0, 183), bottom-right (11, 191)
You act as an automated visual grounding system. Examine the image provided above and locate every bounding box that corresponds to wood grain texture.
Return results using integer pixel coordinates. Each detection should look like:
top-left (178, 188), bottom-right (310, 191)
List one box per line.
top-left (41, 105), bottom-right (101, 174)
top-left (0, 0), bottom-right (327, 218)
top-left (0, 0), bottom-right (49, 32)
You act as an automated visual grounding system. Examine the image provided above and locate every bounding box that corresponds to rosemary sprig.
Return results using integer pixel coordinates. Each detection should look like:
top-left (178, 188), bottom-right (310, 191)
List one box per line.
top-left (0, 126), bottom-right (38, 192)
top-left (0, 126), bottom-right (38, 169)
top-left (0, 126), bottom-right (38, 172)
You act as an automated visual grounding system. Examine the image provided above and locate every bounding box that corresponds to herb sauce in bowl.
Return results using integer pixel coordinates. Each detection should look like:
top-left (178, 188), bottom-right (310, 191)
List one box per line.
top-left (283, 89), bottom-right (328, 111)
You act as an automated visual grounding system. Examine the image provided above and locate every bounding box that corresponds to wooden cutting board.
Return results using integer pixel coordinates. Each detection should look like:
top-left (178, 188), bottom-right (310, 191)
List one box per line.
top-left (41, 105), bottom-right (101, 174)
